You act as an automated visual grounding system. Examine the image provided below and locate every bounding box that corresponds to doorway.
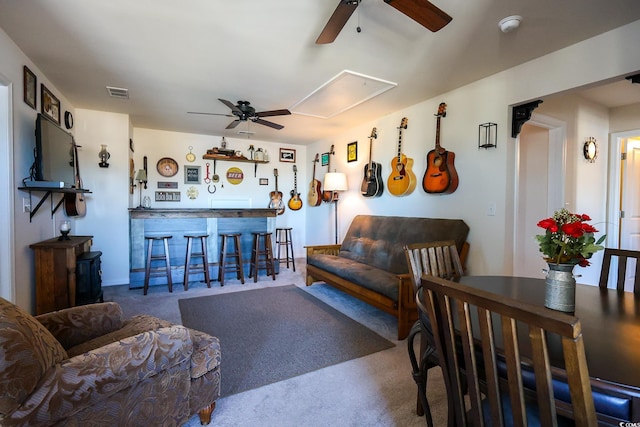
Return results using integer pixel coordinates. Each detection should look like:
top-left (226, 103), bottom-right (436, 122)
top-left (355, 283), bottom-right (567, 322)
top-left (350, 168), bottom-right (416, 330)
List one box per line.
top-left (513, 113), bottom-right (567, 278)
top-left (0, 74), bottom-right (14, 300)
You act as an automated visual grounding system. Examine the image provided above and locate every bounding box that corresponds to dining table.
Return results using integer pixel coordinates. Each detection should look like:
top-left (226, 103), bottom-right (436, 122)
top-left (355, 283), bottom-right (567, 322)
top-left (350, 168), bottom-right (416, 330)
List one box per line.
top-left (452, 276), bottom-right (640, 425)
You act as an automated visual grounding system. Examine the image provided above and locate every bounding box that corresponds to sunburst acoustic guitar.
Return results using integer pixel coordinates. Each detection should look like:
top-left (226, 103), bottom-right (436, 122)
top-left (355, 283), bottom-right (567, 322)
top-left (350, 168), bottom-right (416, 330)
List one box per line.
top-left (423, 102), bottom-right (459, 194)
top-left (387, 117), bottom-right (416, 197)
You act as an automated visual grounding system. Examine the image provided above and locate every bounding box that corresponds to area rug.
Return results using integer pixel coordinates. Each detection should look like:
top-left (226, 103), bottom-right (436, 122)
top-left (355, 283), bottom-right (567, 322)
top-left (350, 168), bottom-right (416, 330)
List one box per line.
top-left (178, 285), bottom-right (395, 397)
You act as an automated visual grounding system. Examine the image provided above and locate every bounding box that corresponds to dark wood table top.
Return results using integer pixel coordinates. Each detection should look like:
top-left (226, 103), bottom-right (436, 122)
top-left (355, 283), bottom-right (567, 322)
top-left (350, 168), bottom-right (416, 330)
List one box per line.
top-left (458, 276), bottom-right (640, 392)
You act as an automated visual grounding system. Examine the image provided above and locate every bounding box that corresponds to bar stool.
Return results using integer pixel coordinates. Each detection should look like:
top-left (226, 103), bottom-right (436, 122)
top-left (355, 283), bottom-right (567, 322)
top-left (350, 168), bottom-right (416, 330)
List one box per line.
top-left (218, 233), bottom-right (245, 286)
top-left (249, 232), bottom-right (276, 282)
top-left (144, 235), bottom-right (173, 295)
top-left (275, 227), bottom-right (295, 272)
top-left (183, 233), bottom-right (212, 290)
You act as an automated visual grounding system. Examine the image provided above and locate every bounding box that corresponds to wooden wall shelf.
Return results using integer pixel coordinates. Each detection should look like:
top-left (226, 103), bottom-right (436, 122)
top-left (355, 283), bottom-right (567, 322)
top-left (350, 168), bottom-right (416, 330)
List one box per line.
top-left (18, 187), bottom-right (91, 222)
top-left (202, 154), bottom-right (269, 177)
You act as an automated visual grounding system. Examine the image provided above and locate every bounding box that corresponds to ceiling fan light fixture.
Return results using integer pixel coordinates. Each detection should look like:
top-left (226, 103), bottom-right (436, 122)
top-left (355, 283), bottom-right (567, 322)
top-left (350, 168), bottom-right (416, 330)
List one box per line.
top-left (499, 15), bottom-right (522, 33)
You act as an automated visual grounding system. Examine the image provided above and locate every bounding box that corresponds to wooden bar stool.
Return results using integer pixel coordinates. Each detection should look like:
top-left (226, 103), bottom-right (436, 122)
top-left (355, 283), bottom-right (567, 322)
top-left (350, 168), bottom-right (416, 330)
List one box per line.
top-left (249, 232), bottom-right (276, 282)
top-left (217, 233), bottom-right (245, 286)
top-left (144, 235), bottom-right (173, 295)
top-left (183, 233), bottom-right (211, 290)
top-left (275, 227), bottom-right (295, 272)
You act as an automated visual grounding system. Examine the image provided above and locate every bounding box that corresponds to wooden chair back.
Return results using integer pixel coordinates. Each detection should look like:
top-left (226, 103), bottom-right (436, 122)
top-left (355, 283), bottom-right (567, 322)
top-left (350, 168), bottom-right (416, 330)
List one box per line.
top-left (404, 240), bottom-right (464, 292)
top-left (598, 248), bottom-right (640, 294)
top-left (419, 276), bottom-right (597, 427)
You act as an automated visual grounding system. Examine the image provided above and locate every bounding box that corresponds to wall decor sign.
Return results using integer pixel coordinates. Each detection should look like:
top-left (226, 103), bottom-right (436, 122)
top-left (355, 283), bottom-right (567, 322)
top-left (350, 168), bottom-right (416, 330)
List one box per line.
top-left (279, 148), bottom-right (296, 163)
top-left (40, 84), bottom-right (60, 124)
top-left (321, 152), bottom-right (330, 166)
top-left (184, 165), bottom-right (201, 184)
top-left (23, 66), bottom-right (36, 110)
top-left (259, 178), bottom-right (269, 185)
top-left (226, 167), bottom-right (244, 185)
top-left (157, 181), bottom-right (179, 189)
top-left (155, 191), bottom-right (181, 202)
top-left (347, 141), bottom-right (357, 162)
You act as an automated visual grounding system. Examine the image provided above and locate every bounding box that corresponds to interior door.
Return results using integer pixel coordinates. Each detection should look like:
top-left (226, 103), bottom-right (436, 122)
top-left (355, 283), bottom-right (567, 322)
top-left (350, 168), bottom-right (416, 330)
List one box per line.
top-left (620, 138), bottom-right (640, 289)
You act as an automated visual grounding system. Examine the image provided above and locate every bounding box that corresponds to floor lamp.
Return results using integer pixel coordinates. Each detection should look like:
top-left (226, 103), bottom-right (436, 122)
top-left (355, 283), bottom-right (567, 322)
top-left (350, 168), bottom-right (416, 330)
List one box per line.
top-left (323, 172), bottom-right (348, 244)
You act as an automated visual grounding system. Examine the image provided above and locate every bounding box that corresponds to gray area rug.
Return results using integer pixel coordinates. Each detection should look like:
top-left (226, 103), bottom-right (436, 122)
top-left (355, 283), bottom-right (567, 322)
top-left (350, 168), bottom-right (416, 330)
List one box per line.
top-left (178, 285), bottom-right (395, 397)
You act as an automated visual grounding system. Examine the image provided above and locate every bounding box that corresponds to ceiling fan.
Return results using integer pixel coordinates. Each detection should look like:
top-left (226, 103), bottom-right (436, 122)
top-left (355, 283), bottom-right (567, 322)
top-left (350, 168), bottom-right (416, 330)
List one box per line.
top-left (188, 98), bottom-right (291, 130)
top-left (316, 0), bottom-right (452, 44)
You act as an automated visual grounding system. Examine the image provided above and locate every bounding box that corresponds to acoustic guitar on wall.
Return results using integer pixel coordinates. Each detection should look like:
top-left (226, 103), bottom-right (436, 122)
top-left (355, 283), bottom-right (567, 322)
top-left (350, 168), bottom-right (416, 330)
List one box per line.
top-left (360, 127), bottom-right (383, 197)
top-left (308, 153), bottom-right (322, 206)
top-left (268, 168), bottom-right (285, 215)
top-left (387, 117), bottom-right (416, 197)
top-left (288, 165), bottom-right (303, 211)
top-left (423, 102), bottom-right (459, 194)
top-left (322, 144), bottom-right (335, 202)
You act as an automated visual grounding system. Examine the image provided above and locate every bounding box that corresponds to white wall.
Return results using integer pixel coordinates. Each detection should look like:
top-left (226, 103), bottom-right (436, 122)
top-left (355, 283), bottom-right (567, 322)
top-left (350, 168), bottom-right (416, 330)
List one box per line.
top-left (305, 19), bottom-right (640, 284)
top-left (74, 109), bottom-right (131, 286)
top-left (132, 128), bottom-right (308, 257)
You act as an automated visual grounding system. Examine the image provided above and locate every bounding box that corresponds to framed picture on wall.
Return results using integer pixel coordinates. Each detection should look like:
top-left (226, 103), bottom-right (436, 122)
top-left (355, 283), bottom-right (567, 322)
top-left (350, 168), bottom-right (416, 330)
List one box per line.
top-left (23, 66), bottom-right (36, 110)
top-left (347, 141), bottom-right (357, 162)
top-left (41, 84), bottom-right (60, 125)
top-left (279, 148), bottom-right (296, 163)
top-left (184, 165), bottom-right (201, 184)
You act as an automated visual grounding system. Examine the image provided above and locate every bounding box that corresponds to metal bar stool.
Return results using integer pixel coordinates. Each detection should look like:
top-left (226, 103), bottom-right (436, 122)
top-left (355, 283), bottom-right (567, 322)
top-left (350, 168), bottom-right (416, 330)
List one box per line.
top-left (217, 233), bottom-right (245, 286)
top-left (249, 232), bottom-right (276, 282)
top-left (275, 227), bottom-right (295, 272)
top-left (183, 233), bottom-right (212, 290)
top-left (144, 235), bottom-right (173, 295)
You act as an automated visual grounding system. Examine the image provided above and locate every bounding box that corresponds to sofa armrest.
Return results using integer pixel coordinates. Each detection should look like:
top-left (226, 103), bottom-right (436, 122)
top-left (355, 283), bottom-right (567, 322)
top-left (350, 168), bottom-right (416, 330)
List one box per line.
top-left (305, 244), bottom-right (341, 256)
top-left (188, 329), bottom-right (221, 379)
top-left (36, 302), bottom-right (124, 350)
top-left (8, 325), bottom-right (192, 426)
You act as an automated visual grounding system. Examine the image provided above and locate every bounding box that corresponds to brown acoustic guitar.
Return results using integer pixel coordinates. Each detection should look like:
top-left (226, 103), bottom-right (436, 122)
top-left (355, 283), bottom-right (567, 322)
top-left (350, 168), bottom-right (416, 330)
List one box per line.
top-left (268, 168), bottom-right (285, 215)
top-left (307, 153), bottom-right (322, 206)
top-left (288, 165), bottom-right (303, 211)
top-left (386, 117), bottom-right (416, 197)
top-left (423, 102), bottom-right (459, 194)
top-left (322, 144), bottom-right (335, 202)
top-left (64, 141), bottom-right (87, 217)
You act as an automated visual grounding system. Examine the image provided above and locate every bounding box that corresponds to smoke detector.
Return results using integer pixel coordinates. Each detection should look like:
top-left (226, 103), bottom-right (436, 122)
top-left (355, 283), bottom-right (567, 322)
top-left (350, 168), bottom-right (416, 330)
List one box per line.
top-left (499, 15), bottom-right (522, 33)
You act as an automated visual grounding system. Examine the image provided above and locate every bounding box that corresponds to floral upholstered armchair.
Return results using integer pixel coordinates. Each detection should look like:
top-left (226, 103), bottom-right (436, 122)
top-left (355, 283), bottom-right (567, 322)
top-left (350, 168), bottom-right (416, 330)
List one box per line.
top-left (0, 297), bottom-right (221, 426)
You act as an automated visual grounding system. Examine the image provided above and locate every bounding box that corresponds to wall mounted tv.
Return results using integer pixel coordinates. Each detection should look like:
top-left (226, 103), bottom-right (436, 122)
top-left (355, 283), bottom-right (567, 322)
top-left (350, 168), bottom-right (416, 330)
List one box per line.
top-left (34, 113), bottom-right (75, 187)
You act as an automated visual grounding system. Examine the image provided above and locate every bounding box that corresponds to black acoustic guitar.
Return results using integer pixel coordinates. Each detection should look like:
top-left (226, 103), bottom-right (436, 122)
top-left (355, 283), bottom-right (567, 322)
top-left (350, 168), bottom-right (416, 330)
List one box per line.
top-left (360, 127), bottom-right (383, 197)
top-left (64, 141), bottom-right (87, 217)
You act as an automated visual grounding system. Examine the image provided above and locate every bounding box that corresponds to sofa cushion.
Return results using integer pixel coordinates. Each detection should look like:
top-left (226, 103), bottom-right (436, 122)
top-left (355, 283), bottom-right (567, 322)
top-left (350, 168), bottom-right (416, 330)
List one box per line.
top-left (339, 215), bottom-right (469, 274)
top-left (66, 314), bottom-right (173, 358)
top-left (308, 253), bottom-right (400, 301)
top-left (0, 297), bottom-right (68, 416)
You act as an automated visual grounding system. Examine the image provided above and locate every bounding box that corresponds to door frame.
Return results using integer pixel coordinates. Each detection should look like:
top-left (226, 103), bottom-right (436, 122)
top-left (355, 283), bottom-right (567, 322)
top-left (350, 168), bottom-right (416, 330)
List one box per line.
top-left (513, 113), bottom-right (567, 275)
top-left (607, 129), bottom-right (640, 249)
top-left (0, 73), bottom-right (15, 301)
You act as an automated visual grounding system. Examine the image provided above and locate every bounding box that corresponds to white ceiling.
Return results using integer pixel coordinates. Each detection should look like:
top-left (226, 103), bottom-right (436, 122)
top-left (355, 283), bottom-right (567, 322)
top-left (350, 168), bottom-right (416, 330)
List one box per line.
top-left (2, 0), bottom-right (640, 145)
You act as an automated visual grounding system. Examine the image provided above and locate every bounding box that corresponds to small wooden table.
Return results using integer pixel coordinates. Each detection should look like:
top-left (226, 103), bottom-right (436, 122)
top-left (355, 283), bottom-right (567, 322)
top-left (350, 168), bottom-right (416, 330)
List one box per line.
top-left (30, 235), bottom-right (93, 314)
top-left (456, 276), bottom-right (640, 424)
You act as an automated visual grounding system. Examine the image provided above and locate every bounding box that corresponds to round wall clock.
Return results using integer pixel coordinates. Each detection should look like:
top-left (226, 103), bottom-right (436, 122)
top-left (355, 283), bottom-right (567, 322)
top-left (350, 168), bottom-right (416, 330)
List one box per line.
top-left (156, 157), bottom-right (179, 177)
top-left (186, 146), bottom-right (196, 162)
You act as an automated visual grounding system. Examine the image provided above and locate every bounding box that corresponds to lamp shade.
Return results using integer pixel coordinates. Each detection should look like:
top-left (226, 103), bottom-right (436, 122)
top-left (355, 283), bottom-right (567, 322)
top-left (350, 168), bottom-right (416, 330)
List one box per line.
top-left (135, 169), bottom-right (147, 182)
top-left (323, 172), bottom-right (347, 192)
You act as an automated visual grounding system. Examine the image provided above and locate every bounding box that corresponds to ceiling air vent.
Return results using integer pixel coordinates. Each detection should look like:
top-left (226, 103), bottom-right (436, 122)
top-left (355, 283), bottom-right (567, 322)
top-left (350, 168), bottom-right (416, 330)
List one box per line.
top-left (106, 86), bottom-right (129, 99)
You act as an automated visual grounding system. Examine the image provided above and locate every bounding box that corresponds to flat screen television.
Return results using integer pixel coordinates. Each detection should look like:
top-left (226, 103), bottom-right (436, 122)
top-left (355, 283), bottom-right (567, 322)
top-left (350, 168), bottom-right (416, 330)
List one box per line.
top-left (34, 113), bottom-right (75, 187)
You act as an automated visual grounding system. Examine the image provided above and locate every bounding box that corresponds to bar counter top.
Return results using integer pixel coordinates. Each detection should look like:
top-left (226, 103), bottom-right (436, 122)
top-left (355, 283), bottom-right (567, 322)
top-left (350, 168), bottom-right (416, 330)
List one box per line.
top-left (129, 208), bottom-right (277, 219)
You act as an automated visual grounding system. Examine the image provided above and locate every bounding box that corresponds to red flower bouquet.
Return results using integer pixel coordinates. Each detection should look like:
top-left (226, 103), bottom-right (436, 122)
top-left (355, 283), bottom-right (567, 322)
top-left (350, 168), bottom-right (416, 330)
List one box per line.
top-left (536, 208), bottom-right (606, 267)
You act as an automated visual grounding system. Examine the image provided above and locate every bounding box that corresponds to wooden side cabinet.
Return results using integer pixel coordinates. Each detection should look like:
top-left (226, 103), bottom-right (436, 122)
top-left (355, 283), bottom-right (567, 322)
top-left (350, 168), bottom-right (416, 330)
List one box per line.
top-left (30, 235), bottom-right (93, 315)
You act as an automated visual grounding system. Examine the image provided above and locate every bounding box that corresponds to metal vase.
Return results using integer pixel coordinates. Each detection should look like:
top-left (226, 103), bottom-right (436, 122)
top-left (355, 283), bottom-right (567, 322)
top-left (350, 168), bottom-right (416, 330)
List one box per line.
top-left (544, 263), bottom-right (576, 312)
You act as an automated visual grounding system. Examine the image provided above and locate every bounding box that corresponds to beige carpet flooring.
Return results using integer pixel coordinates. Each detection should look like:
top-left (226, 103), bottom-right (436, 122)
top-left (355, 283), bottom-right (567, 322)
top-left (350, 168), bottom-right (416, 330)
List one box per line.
top-left (103, 261), bottom-right (450, 427)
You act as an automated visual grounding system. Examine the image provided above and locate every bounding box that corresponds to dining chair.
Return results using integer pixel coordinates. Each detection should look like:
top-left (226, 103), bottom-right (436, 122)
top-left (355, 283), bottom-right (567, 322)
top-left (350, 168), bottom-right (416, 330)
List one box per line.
top-left (419, 275), bottom-right (597, 427)
top-left (598, 247), bottom-right (640, 294)
top-left (404, 240), bottom-right (465, 426)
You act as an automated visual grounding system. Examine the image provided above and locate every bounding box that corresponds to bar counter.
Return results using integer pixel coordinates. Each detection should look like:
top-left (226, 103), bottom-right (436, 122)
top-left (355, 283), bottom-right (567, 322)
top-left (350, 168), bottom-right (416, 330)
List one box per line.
top-left (129, 208), bottom-right (277, 288)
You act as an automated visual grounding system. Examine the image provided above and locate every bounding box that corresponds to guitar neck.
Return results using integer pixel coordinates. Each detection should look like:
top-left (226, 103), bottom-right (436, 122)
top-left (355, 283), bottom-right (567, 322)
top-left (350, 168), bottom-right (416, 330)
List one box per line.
top-left (435, 116), bottom-right (442, 151)
top-left (397, 129), bottom-right (403, 162)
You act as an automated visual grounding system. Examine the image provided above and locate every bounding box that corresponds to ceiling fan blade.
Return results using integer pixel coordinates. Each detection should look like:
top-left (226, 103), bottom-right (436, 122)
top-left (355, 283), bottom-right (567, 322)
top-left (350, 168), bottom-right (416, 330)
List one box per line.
top-left (226, 120), bottom-right (241, 129)
top-left (187, 111), bottom-right (234, 117)
top-left (316, 0), bottom-right (359, 44)
top-left (218, 98), bottom-right (242, 113)
top-left (256, 109), bottom-right (291, 118)
top-left (253, 118), bottom-right (284, 130)
top-left (384, 0), bottom-right (452, 32)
